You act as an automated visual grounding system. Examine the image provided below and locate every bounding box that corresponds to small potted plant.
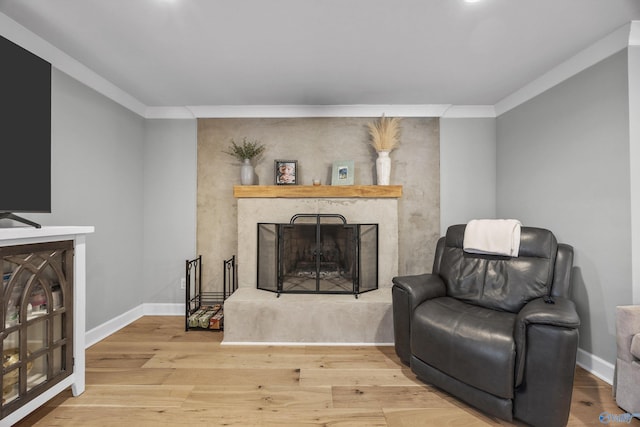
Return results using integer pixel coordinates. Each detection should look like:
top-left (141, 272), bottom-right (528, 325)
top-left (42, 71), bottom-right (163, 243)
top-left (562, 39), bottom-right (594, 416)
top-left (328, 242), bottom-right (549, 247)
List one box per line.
top-left (224, 137), bottom-right (265, 185)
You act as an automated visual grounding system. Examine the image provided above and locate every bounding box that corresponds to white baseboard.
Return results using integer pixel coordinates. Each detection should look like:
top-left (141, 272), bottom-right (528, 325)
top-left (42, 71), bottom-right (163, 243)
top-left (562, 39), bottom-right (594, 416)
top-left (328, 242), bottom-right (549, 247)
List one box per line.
top-left (576, 348), bottom-right (615, 385)
top-left (84, 303), bottom-right (183, 348)
top-left (85, 305), bottom-right (144, 348)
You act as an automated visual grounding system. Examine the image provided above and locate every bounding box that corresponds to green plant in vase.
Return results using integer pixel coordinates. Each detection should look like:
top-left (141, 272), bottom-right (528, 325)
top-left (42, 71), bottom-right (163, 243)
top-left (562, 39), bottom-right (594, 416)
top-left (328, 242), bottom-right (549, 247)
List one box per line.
top-left (224, 137), bottom-right (265, 185)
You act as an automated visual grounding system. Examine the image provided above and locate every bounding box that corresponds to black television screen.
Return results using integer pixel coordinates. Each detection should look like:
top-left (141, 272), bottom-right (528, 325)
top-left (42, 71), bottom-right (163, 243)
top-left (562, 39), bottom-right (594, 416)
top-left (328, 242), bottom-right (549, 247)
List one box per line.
top-left (0, 35), bottom-right (51, 220)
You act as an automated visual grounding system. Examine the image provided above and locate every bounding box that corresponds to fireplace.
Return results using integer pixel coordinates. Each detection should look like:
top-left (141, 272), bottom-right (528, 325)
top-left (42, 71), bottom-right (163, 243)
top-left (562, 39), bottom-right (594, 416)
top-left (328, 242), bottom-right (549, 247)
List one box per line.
top-left (257, 214), bottom-right (378, 297)
top-left (225, 191), bottom-right (399, 343)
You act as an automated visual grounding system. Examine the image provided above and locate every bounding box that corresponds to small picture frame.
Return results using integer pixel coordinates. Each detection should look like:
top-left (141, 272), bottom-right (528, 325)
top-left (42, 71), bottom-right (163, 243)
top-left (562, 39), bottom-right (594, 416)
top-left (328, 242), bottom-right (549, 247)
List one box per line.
top-left (331, 160), bottom-right (355, 186)
top-left (275, 160), bottom-right (298, 185)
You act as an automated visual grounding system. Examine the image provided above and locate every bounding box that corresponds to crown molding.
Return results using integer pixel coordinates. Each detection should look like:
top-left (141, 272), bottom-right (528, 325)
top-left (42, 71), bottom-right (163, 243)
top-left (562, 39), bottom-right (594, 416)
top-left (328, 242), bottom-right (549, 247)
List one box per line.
top-left (495, 22), bottom-right (634, 116)
top-left (145, 104), bottom-right (497, 119)
top-left (630, 20), bottom-right (640, 46)
top-left (0, 12), bottom-right (147, 117)
top-left (145, 106), bottom-right (195, 119)
top-left (184, 104), bottom-right (452, 118)
top-left (441, 105), bottom-right (496, 118)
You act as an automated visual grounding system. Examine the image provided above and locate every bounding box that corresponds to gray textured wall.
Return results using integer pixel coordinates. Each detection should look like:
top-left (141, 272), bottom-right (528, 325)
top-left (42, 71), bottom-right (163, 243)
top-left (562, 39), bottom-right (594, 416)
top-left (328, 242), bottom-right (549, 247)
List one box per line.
top-left (197, 117), bottom-right (440, 291)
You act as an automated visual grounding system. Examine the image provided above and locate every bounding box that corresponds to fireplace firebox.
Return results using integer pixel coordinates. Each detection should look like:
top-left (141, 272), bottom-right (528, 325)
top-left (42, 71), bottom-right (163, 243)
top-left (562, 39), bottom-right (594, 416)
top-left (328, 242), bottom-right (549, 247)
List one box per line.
top-left (257, 214), bottom-right (378, 297)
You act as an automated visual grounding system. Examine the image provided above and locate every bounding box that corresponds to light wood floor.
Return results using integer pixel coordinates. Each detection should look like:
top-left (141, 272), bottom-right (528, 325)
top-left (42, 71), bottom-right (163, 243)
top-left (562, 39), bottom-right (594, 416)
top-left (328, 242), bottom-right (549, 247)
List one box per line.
top-left (14, 316), bottom-right (639, 426)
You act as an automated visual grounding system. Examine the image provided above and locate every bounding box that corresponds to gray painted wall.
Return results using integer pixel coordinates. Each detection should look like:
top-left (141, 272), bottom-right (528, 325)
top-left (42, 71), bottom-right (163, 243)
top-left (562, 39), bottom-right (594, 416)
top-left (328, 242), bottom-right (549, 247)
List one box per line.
top-left (440, 118), bottom-right (496, 236)
top-left (496, 50), bottom-right (631, 364)
top-left (143, 119), bottom-right (197, 303)
top-left (22, 69), bottom-right (147, 330)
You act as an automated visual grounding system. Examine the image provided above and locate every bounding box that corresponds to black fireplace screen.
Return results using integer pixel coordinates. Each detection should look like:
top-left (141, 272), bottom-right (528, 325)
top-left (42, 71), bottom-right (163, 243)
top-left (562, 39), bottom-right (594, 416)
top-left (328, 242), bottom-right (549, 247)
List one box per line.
top-left (257, 214), bottom-right (378, 297)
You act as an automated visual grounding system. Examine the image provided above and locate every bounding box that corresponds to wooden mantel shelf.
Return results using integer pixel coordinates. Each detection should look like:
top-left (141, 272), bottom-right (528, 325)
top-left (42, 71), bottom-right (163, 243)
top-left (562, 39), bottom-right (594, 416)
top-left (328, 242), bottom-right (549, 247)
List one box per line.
top-left (234, 185), bottom-right (402, 198)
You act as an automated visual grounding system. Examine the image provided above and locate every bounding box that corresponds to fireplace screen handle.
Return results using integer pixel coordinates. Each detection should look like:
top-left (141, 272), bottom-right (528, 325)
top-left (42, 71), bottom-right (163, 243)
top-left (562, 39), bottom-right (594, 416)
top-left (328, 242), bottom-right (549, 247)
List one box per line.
top-left (290, 213), bottom-right (347, 224)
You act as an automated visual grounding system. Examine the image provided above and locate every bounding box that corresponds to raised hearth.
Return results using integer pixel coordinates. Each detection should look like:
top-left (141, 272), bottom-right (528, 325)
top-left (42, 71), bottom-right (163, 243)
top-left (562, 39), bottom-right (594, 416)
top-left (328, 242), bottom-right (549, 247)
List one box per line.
top-left (224, 287), bottom-right (393, 344)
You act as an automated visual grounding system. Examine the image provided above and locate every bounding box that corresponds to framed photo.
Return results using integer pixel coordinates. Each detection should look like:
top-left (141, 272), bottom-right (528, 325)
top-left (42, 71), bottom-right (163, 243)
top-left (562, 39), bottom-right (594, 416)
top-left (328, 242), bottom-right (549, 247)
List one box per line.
top-left (275, 160), bottom-right (298, 185)
top-left (331, 160), bottom-right (354, 186)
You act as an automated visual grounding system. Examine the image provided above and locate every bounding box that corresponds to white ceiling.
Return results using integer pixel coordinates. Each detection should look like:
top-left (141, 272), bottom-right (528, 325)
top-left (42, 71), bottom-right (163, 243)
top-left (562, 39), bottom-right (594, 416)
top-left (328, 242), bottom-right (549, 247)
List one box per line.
top-left (1, 0), bottom-right (639, 110)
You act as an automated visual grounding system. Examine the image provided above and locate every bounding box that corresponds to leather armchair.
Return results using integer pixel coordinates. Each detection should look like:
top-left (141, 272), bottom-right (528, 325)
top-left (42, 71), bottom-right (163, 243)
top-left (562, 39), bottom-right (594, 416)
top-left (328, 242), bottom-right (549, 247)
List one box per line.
top-left (392, 224), bottom-right (580, 427)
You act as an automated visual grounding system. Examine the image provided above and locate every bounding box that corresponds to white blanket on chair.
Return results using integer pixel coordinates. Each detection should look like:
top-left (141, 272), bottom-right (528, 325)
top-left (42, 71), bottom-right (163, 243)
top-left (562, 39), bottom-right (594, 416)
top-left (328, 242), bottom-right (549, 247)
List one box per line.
top-left (463, 219), bottom-right (522, 257)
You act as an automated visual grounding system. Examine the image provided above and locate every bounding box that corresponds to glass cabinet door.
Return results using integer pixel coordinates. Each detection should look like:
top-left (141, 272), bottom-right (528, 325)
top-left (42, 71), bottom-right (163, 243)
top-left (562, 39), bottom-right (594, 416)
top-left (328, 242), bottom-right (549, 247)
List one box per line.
top-left (1, 241), bottom-right (73, 417)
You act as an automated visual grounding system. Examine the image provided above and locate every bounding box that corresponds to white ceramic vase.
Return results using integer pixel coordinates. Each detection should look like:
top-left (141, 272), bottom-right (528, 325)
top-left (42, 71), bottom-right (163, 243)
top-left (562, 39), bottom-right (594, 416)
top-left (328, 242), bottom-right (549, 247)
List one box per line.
top-left (240, 158), bottom-right (254, 185)
top-left (376, 151), bottom-right (391, 185)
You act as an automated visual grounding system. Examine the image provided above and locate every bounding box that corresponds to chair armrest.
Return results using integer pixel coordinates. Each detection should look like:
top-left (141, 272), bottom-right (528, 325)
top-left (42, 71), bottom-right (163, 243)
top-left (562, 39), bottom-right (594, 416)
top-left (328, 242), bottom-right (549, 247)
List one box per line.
top-left (514, 297), bottom-right (580, 385)
top-left (515, 297), bottom-right (580, 350)
top-left (516, 297), bottom-right (581, 330)
top-left (391, 274), bottom-right (446, 365)
top-left (392, 273), bottom-right (446, 310)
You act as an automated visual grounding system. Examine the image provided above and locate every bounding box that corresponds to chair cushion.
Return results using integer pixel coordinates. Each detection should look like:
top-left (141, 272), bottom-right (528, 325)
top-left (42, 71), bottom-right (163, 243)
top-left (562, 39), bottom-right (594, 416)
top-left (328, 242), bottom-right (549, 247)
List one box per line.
top-left (411, 296), bottom-right (516, 399)
top-left (438, 224), bottom-right (558, 313)
top-left (632, 333), bottom-right (640, 360)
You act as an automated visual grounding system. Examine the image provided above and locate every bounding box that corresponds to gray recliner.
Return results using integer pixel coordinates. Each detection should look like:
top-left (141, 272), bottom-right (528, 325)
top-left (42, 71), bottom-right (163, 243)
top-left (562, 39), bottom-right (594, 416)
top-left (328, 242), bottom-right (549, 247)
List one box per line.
top-left (392, 224), bottom-right (580, 427)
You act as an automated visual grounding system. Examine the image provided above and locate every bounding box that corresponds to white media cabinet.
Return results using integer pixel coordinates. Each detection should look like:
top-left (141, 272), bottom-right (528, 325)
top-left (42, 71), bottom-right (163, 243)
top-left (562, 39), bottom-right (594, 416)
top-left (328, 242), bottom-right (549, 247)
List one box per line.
top-left (0, 226), bottom-right (93, 426)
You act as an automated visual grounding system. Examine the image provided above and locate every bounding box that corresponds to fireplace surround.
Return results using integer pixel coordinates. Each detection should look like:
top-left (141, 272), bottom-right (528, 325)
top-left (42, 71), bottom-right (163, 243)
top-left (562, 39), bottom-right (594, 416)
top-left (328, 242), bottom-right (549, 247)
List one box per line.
top-left (257, 214), bottom-right (378, 297)
top-left (223, 186), bottom-right (400, 344)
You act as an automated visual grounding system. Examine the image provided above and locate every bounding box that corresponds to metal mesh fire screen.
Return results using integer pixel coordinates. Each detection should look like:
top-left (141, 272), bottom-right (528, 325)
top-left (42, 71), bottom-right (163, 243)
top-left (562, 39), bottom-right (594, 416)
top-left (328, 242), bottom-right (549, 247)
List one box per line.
top-left (257, 214), bottom-right (378, 297)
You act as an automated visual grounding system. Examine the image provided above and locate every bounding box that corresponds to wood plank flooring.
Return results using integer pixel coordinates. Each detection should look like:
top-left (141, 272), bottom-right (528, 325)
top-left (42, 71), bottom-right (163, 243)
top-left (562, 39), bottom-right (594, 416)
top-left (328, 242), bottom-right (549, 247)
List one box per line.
top-left (14, 316), bottom-right (639, 426)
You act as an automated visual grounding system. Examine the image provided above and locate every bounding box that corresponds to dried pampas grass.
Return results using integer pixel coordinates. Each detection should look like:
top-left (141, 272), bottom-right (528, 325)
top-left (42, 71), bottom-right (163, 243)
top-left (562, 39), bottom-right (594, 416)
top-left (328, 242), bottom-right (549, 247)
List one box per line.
top-left (367, 115), bottom-right (401, 152)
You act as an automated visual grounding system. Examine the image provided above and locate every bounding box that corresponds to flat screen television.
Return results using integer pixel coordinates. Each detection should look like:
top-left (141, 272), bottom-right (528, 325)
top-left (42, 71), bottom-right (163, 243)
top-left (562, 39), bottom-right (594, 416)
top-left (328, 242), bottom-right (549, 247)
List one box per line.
top-left (0, 35), bottom-right (51, 228)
